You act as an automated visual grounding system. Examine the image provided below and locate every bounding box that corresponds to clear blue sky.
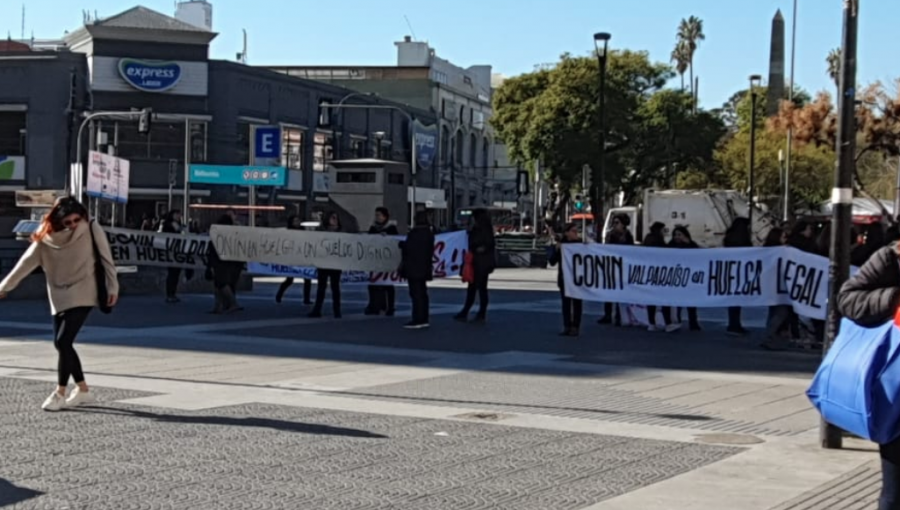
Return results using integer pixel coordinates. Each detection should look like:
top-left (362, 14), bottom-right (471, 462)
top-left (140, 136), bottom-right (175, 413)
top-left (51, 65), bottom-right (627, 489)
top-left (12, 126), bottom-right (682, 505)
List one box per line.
top-left (4, 0), bottom-right (897, 108)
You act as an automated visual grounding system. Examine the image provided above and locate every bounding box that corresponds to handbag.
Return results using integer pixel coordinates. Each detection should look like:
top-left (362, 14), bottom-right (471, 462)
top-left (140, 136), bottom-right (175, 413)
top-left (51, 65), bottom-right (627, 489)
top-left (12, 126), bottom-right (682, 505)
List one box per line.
top-left (88, 221), bottom-right (113, 314)
top-left (461, 251), bottom-right (475, 283)
top-left (807, 312), bottom-right (900, 444)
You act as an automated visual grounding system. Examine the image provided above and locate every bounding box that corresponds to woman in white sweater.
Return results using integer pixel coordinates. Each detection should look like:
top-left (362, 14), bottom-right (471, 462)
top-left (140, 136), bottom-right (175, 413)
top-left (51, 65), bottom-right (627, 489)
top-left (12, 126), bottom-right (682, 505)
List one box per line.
top-left (0, 197), bottom-right (119, 411)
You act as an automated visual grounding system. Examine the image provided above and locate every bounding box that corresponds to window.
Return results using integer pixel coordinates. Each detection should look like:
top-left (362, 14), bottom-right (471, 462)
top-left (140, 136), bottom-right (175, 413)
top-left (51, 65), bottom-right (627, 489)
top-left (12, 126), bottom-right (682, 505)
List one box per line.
top-left (235, 121), bottom-right (251, 163)
top-left (0, 112), bottom-right (26, 155)
top-left (440, 126), bottom-right (450, 165)
top-left (313, 132), bottom-right (333, 171)
top-left (190, 121), bottom-right (207, 163)
top-left (469, 133), bottom-right (478, 169)
top-left (459, 105), bottom-right (465, 123)
top-left (281, 127), bottom-right (304, 170)
top-left (115, 120), bottom-right (189, 162)
top-left (336, 171), bottom-right (376, 183)
top-left (469, 109), bottom-right (474, 125)
top-left (441, 99), bottom-right (447, 118)
top-left (453, 131), bottom-right (464, 167)
top-left (482, 138), bottom-right (490, 178)
top-left (318, 99), bottom-right (333, 127)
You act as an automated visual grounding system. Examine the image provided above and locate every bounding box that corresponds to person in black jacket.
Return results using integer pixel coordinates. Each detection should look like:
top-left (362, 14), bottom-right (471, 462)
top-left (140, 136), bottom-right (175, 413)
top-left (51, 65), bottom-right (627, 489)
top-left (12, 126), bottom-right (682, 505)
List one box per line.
top-left (207, 214), bottom-right (243, 315)
top-left (723, 217), bottom-right (753, 335)
top-left (160, 210), bottom-right (185, 303)
top-left (456, 209), bottom-right (496, 323)
top-left (275, 215), bottom-right (313, 306)
top-left (837, 243), bottom-right (900, 510)
top-left (599, 213), bottom-right (634, 326)
top-left (308, 212), bottom-right (344, 319)
top-left (761, 227), bottom-right (793, 351)
top-left (365, 207), bottom-right (400, 316)
top-left (400, 212), bottom-right (435, 329)
top-left (668, 226), bottom-right (701, 331)
top-left (643, 222), bottom-right (674, 332)
top-left (549, 223), bottom-right (583, 337)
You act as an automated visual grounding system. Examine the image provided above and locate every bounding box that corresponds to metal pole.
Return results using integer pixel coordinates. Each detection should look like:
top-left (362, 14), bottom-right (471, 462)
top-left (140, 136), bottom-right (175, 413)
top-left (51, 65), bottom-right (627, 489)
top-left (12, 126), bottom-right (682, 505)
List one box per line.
top-left (822, 0), bottom-right (858, 451)
top-left (249, 124), bottom-right (257, 228)
top-left (183, 118), bottom-right (191, 226)
top-left (785, 0), bottom-right (798, 223)
top-left (73, 111), bottom-right (145, 204)
top-left (532, 159), bottom-right (541, 249)
top-left (597, 53), bottom-right (608, 236)
top-left (749, 91), bottom-right (758, 230)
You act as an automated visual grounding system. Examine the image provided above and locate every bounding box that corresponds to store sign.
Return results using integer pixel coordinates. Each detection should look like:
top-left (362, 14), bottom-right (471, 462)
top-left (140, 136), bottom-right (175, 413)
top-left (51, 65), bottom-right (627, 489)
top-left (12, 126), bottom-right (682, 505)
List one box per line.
top-left (86, 151), bottom-right (130, 204)
top-left (118, 58), bottom-right (182, 93)
top-left (189, 165), bottom-right (287, 186)
top-left (0, 156), bottom-right (25, 180)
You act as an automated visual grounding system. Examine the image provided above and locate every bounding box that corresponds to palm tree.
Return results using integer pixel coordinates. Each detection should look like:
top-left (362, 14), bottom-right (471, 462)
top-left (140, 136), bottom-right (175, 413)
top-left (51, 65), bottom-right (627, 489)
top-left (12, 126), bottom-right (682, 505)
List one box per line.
top-left (826, 48), bottom-right (841, 96)
top-left (677, 16), bottom-right (706, 113)
top-left (671, 41), bottom-right (690, 93)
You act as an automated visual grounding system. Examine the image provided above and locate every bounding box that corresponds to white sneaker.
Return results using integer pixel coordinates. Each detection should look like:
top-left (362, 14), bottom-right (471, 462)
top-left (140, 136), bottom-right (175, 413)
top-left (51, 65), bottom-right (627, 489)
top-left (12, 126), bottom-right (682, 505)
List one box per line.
top-left (42, 392), bottom-right (67, 412)
top-left (66, 388), bottom-right (97, 407)
top-left (647, 325), bottom-right (659, 332)
top-left (665, 324), bottom-right (682, 334)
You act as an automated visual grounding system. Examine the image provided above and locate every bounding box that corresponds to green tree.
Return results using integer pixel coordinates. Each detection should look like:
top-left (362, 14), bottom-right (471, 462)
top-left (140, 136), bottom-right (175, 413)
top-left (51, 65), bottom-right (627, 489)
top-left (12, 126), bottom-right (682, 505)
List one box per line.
top-left (713, 86), bottom-right (811, 133)
top-left (677, 16), bottom-right (705, 112)
top-left (826, 48), bottom-right (841, 93)
top-left (670, 40), bottom-right (690, 93)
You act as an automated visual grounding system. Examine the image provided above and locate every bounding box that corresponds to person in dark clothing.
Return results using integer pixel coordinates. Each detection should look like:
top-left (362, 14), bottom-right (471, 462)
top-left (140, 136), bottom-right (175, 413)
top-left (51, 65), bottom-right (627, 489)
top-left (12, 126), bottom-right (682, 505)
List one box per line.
top-left (789, 220), bottom-right (819, 254)
top-left (456, 209), bottom-right (497, 323)
top-left (400, 212), bottom-right (435, 329)
top-left (723, 217), bottom-right (753, 335)
top-left (668, 226), bottom-right (702, 331)
top-left (761, 227), bottom-right (793, 351)
top-left (309, 212), bottom-right (344, 319)
top-left (275, 215), bottom-right (313, 305)
top-left (160, 210), bottom-right (185, 304)
top-left (642, 222), bottom-right (675, 332)
top-left (207, 214), bottom-right (243, 314)
top-left (836, 242), bottom-right (900, 510)
top-left (598, 213), bottom-right (634, 326)
top-left (549, 223), bottom-right (583, 337)
top-left (365, 207), bottom-right (400, 316)
top-left (852, 224), bottom-right (886, 268)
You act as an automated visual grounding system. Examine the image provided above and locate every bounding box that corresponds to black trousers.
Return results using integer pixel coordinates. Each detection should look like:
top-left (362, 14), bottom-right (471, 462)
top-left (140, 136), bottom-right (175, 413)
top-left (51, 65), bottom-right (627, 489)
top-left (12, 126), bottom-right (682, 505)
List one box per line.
top-left (53, 307), bottom-right (91, 386)
top-left (408, 278), bottom-right (430, 324)
top-left (366, 285), bottom-right (395, 312)
top-left (604, 302), bottom-right (622, 322)
top-left (314, 270), bottom-right (342, 315)
top-left (727, 307), bottom-right (743, 329)
top-left (461, 272), bottom-right (490, 316)
top-left (278, 277), bottom-right (312, 303)
top-left (647, 306), bottom-right (672, 326)
top-left (561, 292), bottom-right (583, 329)
top-left (165, 268), bottom-right (181, 298)
top-left (881, 438), bottom-right (900, 509)
top-left (661, 307), bottom-right (699, 326)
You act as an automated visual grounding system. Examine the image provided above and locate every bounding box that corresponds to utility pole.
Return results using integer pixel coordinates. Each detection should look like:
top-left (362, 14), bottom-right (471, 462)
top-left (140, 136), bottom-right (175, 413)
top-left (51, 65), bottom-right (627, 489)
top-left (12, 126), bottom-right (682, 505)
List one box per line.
top-left (785, 0), bottom-right (798, 223)
top-left (822, 0), bottom-right (859, 451)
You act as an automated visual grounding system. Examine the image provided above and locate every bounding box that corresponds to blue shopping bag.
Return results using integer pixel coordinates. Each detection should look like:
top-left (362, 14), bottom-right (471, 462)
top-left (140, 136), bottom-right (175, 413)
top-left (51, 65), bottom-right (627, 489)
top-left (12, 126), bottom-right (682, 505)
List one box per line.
top-left (807, 317), bottom-right (900, 444)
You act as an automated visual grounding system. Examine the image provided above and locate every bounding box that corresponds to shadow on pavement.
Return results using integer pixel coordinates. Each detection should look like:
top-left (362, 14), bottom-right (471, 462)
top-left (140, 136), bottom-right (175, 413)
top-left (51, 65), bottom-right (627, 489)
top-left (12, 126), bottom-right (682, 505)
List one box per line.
top-left (69, 406), bottom-right (388, 439)
top-left (0, 478), bottom-right (43, 506)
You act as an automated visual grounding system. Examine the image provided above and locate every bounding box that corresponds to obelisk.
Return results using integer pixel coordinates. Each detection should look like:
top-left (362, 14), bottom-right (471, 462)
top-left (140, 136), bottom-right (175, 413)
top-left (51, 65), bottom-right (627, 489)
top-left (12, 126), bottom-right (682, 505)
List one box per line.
top-left (766, 9), bottom-right (786, 116)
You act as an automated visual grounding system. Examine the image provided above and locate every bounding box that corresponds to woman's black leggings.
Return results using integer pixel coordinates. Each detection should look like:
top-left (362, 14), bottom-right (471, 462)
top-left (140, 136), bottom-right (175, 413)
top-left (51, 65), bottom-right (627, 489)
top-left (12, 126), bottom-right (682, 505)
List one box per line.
top-left (881, 437), bottom-right (900, 509)
top-left (53, 307), bottom-right (91, 386)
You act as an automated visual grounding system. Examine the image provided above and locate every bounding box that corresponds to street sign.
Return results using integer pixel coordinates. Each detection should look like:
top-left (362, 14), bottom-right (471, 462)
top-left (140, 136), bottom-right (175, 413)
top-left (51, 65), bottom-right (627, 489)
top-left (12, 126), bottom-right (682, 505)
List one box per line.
top-left (253, 125), bottom-right (282, 161)
top-left (189, 164), bottom-right (286, 186)
top-left (86, 150), bottom-right (131, 204)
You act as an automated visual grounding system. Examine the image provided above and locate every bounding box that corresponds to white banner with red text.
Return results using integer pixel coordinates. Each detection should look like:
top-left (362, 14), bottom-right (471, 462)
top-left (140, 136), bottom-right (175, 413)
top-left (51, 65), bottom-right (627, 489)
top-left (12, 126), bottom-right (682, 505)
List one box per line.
top-left (561, 244), bottom-right (834, 320)
top-left (246, 231), bottom-right (468, 285)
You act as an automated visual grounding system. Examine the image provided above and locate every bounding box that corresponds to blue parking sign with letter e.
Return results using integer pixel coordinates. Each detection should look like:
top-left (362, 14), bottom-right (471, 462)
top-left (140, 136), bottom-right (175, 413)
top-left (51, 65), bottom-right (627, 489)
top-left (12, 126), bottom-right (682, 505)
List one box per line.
top-left (254, 126), bottom-right (281, 160)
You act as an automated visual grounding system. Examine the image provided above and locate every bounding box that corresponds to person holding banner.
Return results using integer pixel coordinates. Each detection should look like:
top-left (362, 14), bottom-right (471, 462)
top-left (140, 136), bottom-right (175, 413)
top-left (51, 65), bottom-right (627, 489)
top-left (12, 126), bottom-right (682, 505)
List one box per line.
top-left (0, 197), bottom-right (119, 411)
top-left (642, 222), bottom-right (676, 332)
top-left (549, 223), bottom-right (583, 337)
top-left (668, 226), bottom-right (701, 331)
top-left (455, 209), bottom-right (496, 324)
top-left (400, 212), bottom-right (436, 329)
top-left (835, 242), bottom-right (900, 510)
top-left (275, 215), bottom-right (313, 306)
top-left (207, 214), bottom-right (243, 315)
top-left (598, 214), bottom-right (634, 327)
top-left (309, 212), bottom-right (345, 319)
top-left (723, 218), bottom-right (752, 336)
top-left (365, 208), bottom-right (400, 316)
top-left (160, 210), bottom-right (186, 304)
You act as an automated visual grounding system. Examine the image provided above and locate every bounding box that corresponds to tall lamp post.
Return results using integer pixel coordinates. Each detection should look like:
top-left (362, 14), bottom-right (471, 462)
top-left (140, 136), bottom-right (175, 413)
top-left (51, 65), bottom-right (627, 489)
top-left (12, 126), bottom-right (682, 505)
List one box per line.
top-left (748, 75), bottom-right (763, 234)
top-left (822, 0), bottom-right (859, 451)
top-left (593, 32), bottom-right (611, 232)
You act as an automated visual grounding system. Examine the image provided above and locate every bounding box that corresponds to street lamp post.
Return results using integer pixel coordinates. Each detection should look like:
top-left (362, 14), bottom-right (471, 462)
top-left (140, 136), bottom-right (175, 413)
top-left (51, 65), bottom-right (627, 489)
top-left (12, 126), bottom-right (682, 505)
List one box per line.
top-left (336, 91), bottom-right (375, 159)
top-left (593, 32), bottom-right (611, 232)
top-left (821, 0), bottom-right (859, 451)
top-left (748, 75), bottom-right (763, 234)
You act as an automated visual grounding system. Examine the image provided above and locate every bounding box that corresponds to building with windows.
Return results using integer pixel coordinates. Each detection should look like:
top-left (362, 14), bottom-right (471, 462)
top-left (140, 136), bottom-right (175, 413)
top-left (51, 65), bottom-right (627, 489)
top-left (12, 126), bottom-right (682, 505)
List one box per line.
top-left (0, 6), bottom-right (434, 232)
top-left (267, 37), bottom-right (512, 220)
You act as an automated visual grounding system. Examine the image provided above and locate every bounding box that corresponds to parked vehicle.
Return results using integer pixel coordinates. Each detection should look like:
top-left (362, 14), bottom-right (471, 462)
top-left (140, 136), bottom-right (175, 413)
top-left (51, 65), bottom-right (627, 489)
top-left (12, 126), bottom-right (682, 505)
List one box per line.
top-left (602, 189), bottom-right (776, 247)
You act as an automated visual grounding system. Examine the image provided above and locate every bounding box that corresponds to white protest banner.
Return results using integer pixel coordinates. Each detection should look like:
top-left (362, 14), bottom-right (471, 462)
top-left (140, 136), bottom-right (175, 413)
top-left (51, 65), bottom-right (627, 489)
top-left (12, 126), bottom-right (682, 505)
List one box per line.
top-left (247, 231), bottom-right (468, 285)
top-left (561, 244), bottom-right (830, 319)
top-left (104, 228), bottom-right (211, 270)
top-left (210, 225), bottom-right (403, 273)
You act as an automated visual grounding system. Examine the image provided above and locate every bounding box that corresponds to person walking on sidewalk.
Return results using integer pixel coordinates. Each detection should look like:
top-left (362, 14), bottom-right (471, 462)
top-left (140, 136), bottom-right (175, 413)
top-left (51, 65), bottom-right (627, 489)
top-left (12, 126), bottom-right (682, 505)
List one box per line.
top-left (160, 210), bottom-right (186, 304)
top-left (455, 208), bottom-right (496, 324)
top-left (309, 211), bottom-right (344, 319)
top-left (365, 207), bottom-right (399, 316)
top-left (275, 215), bottom-right (312, 306)
top-left (0, 197), bottom-right (119, 411)
top-left (723, 217), bottom-right (753, 336)
top-left (549, 223), bottom-right (583, 337)
top-left (400, 212), bottom-right (435, 329)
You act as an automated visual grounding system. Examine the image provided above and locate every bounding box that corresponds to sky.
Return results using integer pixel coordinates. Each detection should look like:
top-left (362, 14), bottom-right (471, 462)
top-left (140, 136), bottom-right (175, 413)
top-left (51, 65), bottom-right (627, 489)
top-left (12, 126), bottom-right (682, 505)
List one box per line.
top-left (3, 0), bottom-right (898, 108)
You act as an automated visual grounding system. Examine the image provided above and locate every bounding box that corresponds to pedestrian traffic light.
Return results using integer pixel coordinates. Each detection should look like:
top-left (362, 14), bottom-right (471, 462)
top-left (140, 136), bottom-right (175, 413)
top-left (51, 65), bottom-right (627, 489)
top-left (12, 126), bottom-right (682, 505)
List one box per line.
top-left (574, 193), bottom-right (585, 212)
top-left (138, 107), bottom-right (153, 134)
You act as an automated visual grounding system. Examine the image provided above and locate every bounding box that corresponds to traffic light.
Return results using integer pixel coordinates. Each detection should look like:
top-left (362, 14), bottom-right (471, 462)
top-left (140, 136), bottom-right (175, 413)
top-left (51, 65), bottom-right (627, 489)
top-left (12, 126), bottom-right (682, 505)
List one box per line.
top-left (138, 107), bottom-right (153, 134)
top-left (573, 193), bottom-right (585, 212)
top-left (582, 164), bottom-right (592, 190)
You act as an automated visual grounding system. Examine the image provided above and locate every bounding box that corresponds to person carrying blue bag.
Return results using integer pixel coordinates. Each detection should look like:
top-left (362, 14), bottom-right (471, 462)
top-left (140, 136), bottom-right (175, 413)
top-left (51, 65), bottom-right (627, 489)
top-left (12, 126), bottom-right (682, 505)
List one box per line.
top-left (809, 243), bottom-right (900, 509)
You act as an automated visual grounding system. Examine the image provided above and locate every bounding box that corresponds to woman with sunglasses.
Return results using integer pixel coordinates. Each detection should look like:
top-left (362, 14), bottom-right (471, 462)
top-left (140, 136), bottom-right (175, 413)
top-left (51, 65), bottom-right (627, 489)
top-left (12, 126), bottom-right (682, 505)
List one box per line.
top-left (0, 197), bottom-right (119, 411)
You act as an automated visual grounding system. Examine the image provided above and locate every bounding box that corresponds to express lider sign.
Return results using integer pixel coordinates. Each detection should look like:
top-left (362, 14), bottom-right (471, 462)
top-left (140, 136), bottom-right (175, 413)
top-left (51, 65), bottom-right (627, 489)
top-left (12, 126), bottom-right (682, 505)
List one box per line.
top-left (118, 59), bottom-right (182, 93)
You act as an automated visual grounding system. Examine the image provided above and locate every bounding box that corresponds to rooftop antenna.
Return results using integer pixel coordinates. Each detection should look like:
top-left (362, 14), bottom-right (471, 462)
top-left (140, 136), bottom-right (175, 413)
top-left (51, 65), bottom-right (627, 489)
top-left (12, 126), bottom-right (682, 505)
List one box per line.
top-left (403, 15), bottom-right (417, 41)
top-left (236, 29), bottom-right (248, 64)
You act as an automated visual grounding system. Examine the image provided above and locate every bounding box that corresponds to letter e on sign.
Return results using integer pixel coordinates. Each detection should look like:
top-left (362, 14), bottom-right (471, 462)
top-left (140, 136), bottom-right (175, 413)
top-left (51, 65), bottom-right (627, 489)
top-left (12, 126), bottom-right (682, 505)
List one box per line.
top-left (254, 126), bottom-right (282, 160)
